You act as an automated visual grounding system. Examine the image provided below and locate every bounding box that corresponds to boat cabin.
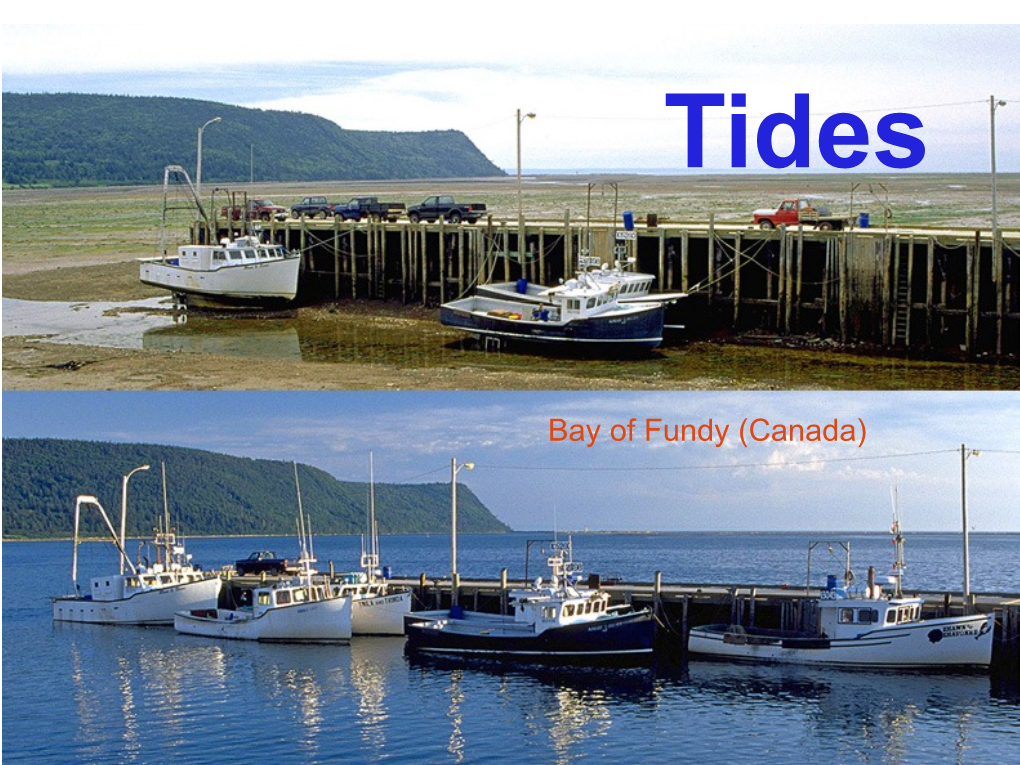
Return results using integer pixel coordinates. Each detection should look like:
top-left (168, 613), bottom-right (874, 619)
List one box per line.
top-left (175, 237), bottom-right (290, 271)
top-left (816, 579), bottom-right (923, 638)
top-left (509, 584), bottom-right (612, 632)
top-left (248, 581), bottom-right (333, 617)
top-left (88, 569), bottom-right (209, 601)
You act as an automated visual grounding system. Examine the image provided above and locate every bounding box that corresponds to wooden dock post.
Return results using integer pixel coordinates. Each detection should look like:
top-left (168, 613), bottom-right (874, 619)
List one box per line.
top-left (654, 570), bottom-right (662, 616)
top-left (500, 568), bottom-right (508, 615)
top-left (681, 231), bottom-right (689, 292)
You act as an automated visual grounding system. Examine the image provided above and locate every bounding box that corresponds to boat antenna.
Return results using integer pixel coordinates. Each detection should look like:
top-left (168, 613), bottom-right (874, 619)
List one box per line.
top-left (890, 486), bottom-right (905, 598)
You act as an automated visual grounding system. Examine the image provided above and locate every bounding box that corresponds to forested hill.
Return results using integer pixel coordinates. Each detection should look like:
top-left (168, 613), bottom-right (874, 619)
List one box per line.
top-left (2, 439), bottom-right (510, 539)
top-left (1, 93), bottom-right (504, 187)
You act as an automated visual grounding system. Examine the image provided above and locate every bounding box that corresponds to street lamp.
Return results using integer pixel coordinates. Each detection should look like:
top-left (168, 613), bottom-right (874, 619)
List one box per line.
top-left (450, 458), bottom-right (475, 583)
top-left (119, 464), bottom-right (150, 574)
top-left (517, 109), bottom-right (536, 268)
top-left (990, 96), bottom-right (1006, 242)
top-left (960, 444), bottom-right (981, 607)
top-left (196, 116), bottom-right (222, 201)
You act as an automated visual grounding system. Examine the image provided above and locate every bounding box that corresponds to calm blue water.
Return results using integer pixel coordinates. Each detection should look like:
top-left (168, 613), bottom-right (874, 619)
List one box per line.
top-left (4, 533), bottom-right (1019, 765)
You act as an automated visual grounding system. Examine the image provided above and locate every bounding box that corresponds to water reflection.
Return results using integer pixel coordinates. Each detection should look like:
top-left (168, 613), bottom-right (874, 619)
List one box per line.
top-left (406, 653), bottom-right (658, 765)
top-left (685, 662), bottom-right (994, 764)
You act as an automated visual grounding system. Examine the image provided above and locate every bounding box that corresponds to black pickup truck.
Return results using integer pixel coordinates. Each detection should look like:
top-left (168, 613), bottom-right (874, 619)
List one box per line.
top-left (291, 196), bottom-right (334, 219)
top-left (333, 196), bottom-right (406, 222)
top-left (235, 551), bottom-right (289, 576)
top-left (406, 195), bottom-right (486, 224)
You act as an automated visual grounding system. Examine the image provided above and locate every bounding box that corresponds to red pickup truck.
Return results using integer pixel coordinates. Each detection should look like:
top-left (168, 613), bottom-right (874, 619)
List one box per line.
top-left (221, 199), bottom-right (288, 222)
top-left (752, 198), bottom-right (851, 231)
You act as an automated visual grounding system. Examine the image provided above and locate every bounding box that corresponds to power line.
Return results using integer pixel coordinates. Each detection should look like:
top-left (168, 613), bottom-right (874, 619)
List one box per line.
top-left (470, 448), bottom-right (961, 473)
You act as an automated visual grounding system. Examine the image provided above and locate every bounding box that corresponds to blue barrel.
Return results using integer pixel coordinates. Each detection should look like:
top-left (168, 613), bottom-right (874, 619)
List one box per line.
top-left (859, 212), bottom-right (870, 228)
top-left (516, 277), bottom-right (528, 294)
top-left (382, 565), bottom-right (391, 580)
top-left (826, 574), bottom-right (838, 590)
top-left (623, 210), bottom-right (635, 230)
top-left (450, 605), bottom-right (465, 619)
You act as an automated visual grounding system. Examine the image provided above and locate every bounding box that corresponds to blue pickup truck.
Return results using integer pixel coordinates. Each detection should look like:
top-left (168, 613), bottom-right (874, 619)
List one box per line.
top-left (406, 195), bottom-right (487, 224)
top-left (333, 196), bottom-right (406, 222)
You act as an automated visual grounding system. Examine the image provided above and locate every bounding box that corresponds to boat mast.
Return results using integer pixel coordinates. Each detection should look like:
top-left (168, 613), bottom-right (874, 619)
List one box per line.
top-left (891, 487), bottom-right (905, 598)
top-left (361, 452), bottom-right (380, 576)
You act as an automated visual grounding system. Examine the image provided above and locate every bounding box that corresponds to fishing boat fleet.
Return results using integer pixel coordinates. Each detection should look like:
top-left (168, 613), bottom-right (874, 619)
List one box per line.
top-left (51, 465), bottom-right (997, 669)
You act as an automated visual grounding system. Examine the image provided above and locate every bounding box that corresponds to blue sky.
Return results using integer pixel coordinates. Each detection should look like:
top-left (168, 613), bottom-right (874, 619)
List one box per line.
top-left (4, 391), bottom-right (1018, 532)
top-left (3, 17), bottom-right (1018, 172)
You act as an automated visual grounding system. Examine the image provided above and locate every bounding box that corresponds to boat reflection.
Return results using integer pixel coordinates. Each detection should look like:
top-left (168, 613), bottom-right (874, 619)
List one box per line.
top-left (684, 662), bottom-right (993, 764)
top-left (142, 313), bottom-right (303, 360)
top-left (406, 652), bottom-right (659, 765)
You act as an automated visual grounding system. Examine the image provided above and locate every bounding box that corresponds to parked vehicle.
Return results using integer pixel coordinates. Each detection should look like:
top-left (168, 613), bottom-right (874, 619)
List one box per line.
top-left (291, 196), bottom-right (334, 219)
top-left (235, 551), bottom-right (290, 576)
top-left (221, 199), bottom-right (288, 222)
top-left (406, 195), bottom-right (486, 224)
top-left (333, 196), bottom-right (406, 222)
top-left (752, 198), bottom-right (854, 231)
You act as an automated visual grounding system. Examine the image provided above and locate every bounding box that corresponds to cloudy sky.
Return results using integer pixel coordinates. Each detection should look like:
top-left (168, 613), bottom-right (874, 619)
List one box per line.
top-left (4, 391), bottom-right (1018, 532)
top-left (3, 15), bottom-right (1017, 171)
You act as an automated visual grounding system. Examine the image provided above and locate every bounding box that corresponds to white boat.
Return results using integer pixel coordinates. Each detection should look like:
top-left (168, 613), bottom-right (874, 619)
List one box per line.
top-left (138, 165), bottom-right (300, 307)
top-left (441, 271), bottom-right (665, 350)
top-left (175, 470), bottom-right (352, 643)
top-left (52, 493), bottom-right (221, 625)
top-left (404, 539), bottom-right (654, 663)
top-left (138, 235), bottom-right (300, 307)
top-left (174, 577), bottom-right (352, 643)
top-left (324, 454), bottom-right (412, 636)
top-left (688, 515), bottom-right (994, 669)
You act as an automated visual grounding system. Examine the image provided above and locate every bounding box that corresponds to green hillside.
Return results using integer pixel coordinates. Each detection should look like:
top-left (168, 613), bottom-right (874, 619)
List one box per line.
top-left (2, 438), bottom-right (510, 539)
top-left (1, 93), bottom-right (504, 187)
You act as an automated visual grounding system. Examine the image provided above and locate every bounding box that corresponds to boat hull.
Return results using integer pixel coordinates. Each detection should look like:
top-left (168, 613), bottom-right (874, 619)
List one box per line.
top-left (440, 297), bottom-right (663, 350)
top-left (52, 577), bottom-right (221, 626)
top-left (688, 613), bottom-right (994, 669)
top-left (404, 608), bottom-right (655, 662)
top-left (174, 597), bottom-right (352, 643)
top-left (138, 257), bottom-right (300, 305)
top-left (352, 589), bottom-right (413, 636)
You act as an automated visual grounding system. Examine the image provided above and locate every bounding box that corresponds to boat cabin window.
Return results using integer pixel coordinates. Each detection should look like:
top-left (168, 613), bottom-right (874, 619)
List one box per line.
top-left (213, 251), bottom-right (227, 262)
top-left (542, 606), bottom-right (558, 620)
top-left (126, 578), bottom-right (139, 588)
top-left (243, 249), bottom-right (256, 259)
top-left (160, 575), bottom-right (172, 584)
top-left (885, 610), bottom-right (896, 624)
top-left (276, 590), bottom-right (292, 606)
top-left (840, 608), bottom-right (853, 623)
top-left (564, 605), bottom-right (575, 617)
top-left (857, 609), bottom-right (878, 624)
top-left (229, 250), bottom-right (243, 261)
top-left (258, 592), bottom-right (271, 606)
top-left (293, 589), bottom-right (307, 603)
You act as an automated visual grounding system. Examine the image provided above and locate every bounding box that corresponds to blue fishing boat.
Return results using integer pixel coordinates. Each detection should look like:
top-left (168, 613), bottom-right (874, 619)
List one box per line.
top-left (440, 272), bottom-right (664, 350)
top-left (404, 539), bottom-right (654, 663)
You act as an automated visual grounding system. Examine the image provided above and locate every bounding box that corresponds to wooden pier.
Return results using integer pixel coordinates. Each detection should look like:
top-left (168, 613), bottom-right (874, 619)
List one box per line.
top-left (211, 214), bottom-right (1019, 359)
top-left (390, 573), bottom-right (1020, 679)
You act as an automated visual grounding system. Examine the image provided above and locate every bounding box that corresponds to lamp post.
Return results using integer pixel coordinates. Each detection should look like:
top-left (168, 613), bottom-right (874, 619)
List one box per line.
top-left (960, 444), bottom-right (980, 608)
top-left (990, 96), bottom-right (1006, 242)
top-left (196, 116), bottom-right (222, 201)
top-left (450, 458), bottom-right (475, 587)
top-left (516, 109), bottom-right (536, 272)
top-left (119, 464), bottom-right (150, 574)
